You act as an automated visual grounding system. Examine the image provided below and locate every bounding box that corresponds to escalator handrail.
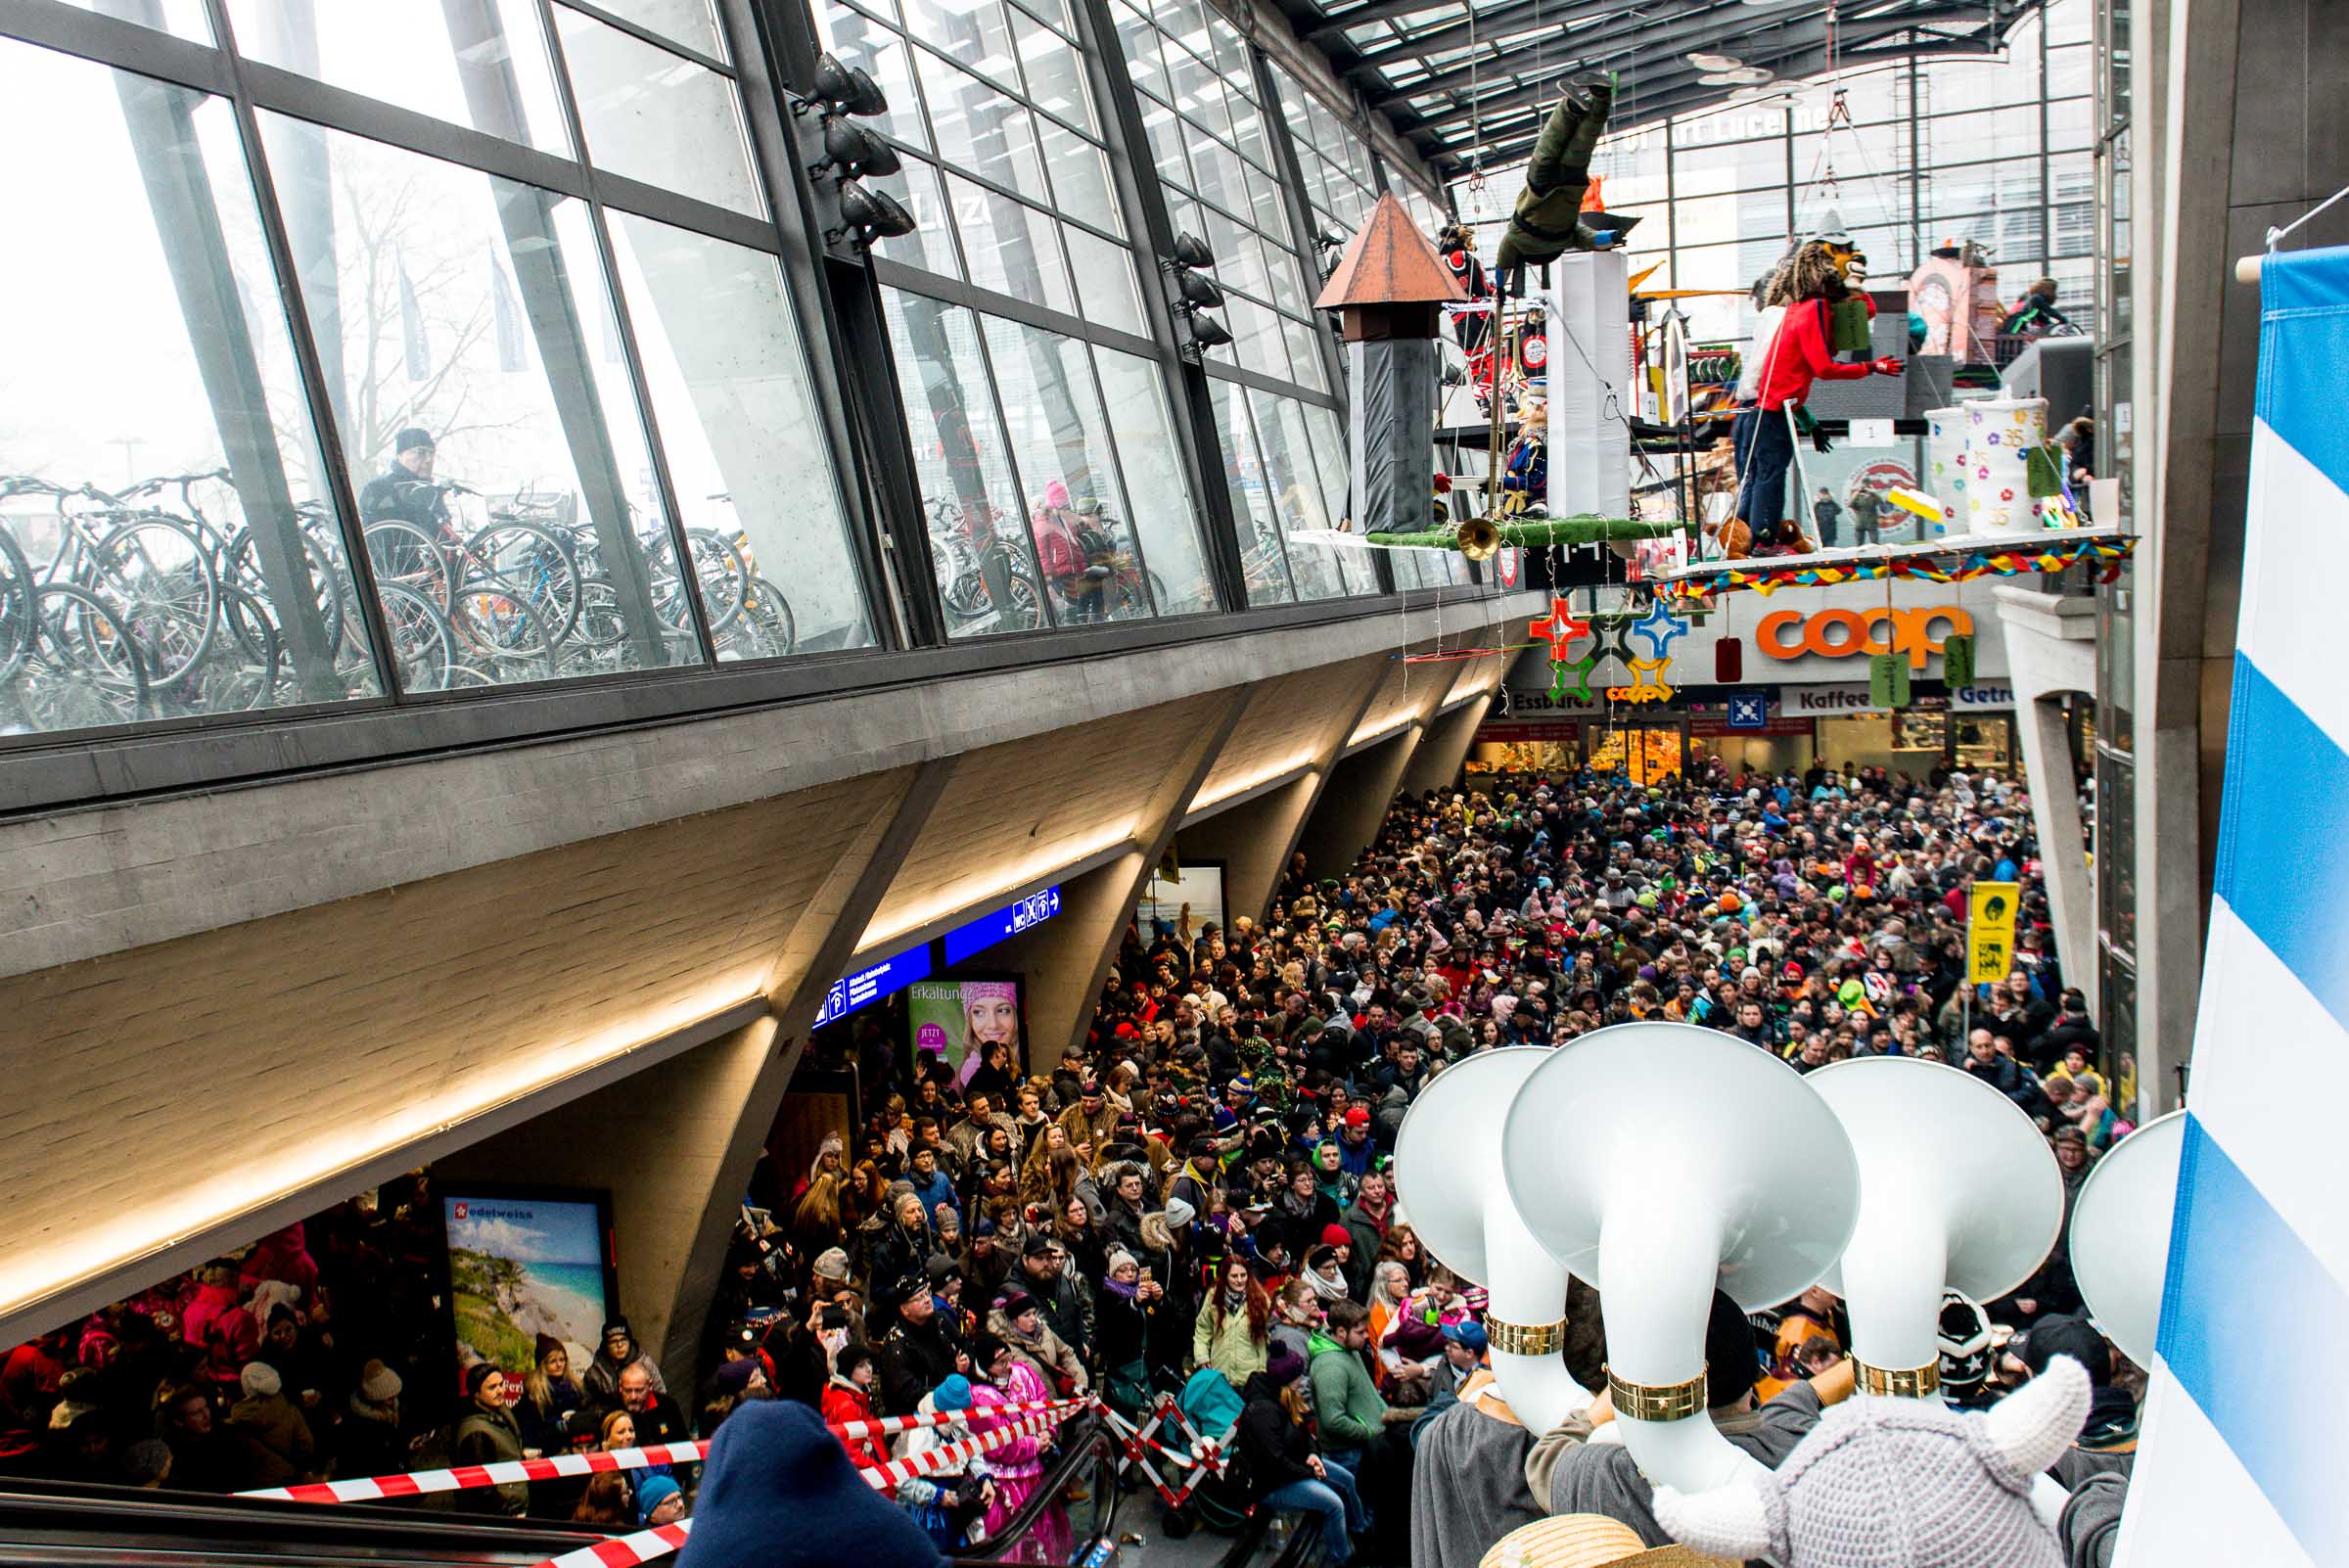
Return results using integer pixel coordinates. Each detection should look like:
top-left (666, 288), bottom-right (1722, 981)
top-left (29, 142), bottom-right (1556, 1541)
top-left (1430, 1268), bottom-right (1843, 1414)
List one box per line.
top-left (949, 1409), bottom-right (1117, 1563)
top-left (0, 1412), bottom-right (1117, 1568)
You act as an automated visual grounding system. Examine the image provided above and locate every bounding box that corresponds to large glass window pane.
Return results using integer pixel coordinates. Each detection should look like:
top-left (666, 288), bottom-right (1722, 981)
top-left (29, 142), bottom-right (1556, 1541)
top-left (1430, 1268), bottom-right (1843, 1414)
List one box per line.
top-left (1011, 8), bottom-right (1097, 135)
top-left (1095, 346), bottom-right (1217, 614)
top-left (884, 289), bottom-right (1047, 636)
top-left (947, 176), bottom-right (1077, 314)
top-left (554, 7), bottom-right (764, 217)
top-left (584, 0), bottom-right (725, 59)
top-left (59, 0), bottom-right (214, 41)
top-left (1036, 118), bottom-right (1123, 237)
top-left (920, 55), bottom-right (1052, 203)
top-left (264, 113), bottom-right (701, 685)
top-left (981, 316), bottom-right (1151, 623)
top-left (1247, 391), bottom-right (1348, 599)
top-left (1208, 383), bottom-right (1296, 604)
top-left (227, 0), bottom-right (571, 156)
top-left (812, 6), bottom-right (928, 151)
top-left (0, 41), bottom-right (384, 735)
top-left (868, 158), bottom-right (959, 275)
top-left (905, 0), bottom-right (1021, 90)
top-left (1062, 227), bottom-right (1146, 337)
top-left (606, 213), bottom-right (875, 657)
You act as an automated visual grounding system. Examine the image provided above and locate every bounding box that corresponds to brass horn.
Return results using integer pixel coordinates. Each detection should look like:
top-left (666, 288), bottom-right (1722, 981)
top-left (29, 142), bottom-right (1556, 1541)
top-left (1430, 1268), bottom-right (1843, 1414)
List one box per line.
top-left (1454, 514), bottom-right (1501, 561)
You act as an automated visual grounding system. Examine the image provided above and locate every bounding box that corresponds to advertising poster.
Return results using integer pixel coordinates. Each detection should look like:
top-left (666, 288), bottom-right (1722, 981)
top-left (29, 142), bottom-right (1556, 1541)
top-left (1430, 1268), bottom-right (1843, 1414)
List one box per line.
top-left (1137, 862), bottom-right (1227, 939)
top-left (443, 1191), bottom-right (615, 1376)
top-left (908, 977), bottom-right (1025, 1085)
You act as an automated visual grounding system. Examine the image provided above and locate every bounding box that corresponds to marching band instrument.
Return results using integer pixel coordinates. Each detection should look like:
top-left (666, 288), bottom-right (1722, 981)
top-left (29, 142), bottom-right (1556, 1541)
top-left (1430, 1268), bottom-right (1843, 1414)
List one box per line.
top-left (1811, 1057), bottom-right (2063, 1399)
top-left (1394, 1046), bottom-right (1594, 1435)
top-left (2068, 1108), bottom-right (2188, 1368)
top-left (1498, 1024), bottom-right (1861, 1492)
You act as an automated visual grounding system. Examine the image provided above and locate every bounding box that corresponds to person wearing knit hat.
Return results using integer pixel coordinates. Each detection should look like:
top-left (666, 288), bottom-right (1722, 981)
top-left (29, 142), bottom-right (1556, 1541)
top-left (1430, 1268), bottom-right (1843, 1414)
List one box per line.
top-left (1236, 1341), bottom-right (1366, 1565)
top-left (227, 1360), bottom-right (315, 1485)
top-left (812, 1247), bottom-right (852, 1283)
top-left (675, 1400), bottom-right (946, 1568)
top-left (636, 1471), bottom-right (686, 1527)
top-left (1652, 1357), bottom-right (2093, 1568)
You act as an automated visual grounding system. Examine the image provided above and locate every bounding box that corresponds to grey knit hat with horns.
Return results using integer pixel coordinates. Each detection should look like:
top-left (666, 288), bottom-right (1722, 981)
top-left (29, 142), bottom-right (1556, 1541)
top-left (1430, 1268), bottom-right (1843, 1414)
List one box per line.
top-left (1653, 1356), bottom-right (2091, 1568)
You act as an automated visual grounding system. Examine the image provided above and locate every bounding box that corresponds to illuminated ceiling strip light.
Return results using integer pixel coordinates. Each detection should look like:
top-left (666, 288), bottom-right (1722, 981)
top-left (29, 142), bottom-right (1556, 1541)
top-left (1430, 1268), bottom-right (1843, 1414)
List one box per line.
top-left (0, 993), bottom-right (772, 1342)
top-left (854, 827), bottom-right (1140, 955)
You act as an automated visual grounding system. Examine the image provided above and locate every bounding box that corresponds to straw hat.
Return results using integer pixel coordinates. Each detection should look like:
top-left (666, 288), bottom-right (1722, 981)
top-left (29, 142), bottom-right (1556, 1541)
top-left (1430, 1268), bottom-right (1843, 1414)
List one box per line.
top-left (1479, 1514), bottom-right (1731, 1568)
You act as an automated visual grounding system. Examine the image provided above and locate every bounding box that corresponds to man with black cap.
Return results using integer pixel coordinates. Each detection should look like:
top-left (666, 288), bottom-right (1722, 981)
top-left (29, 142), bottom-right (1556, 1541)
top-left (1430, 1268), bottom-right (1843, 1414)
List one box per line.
top-left (584, 1317), bottom-right (666, 1407)
top-left (1016, 1232), bottom-right (1092, 1365)
top-left (1521, 1290), bottom-right (1850, 1547)
top-left (873, 1273), bottom-right (962, 1418)
top-left (357, 427), bottom-right (451, 580)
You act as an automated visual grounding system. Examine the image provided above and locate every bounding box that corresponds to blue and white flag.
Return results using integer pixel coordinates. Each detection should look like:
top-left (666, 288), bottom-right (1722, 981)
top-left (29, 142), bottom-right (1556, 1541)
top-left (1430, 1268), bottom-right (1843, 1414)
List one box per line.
top-left (2117, 245), bottom-right (2349, 1566)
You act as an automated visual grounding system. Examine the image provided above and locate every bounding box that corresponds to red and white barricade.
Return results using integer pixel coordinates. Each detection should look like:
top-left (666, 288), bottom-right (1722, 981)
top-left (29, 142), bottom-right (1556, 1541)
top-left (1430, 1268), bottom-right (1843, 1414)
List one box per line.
top-left (1099, 1392), bottom-right (1231, 1511)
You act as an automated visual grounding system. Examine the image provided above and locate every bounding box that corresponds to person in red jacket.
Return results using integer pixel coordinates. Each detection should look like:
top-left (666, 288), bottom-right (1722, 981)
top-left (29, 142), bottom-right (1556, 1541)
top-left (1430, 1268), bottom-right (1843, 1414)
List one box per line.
top-left (1731, 244), bottom-right (1904, 553)
top-left (821, 1342), bottom-right (890, 1472)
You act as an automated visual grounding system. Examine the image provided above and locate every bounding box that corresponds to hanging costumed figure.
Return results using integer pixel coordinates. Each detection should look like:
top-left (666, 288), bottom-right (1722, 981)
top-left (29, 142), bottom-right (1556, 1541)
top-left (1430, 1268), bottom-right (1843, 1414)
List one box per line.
top-left (1498, 379), bottom-right (1547, 516)
top-left (1436, 220), bottom-right (1495, 406)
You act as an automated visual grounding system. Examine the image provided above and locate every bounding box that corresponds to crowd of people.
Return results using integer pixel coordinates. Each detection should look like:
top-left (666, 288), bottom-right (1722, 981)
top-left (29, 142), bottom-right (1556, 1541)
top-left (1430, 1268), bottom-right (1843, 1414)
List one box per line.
top-left (0, 756), bottom-right (2142, 1566)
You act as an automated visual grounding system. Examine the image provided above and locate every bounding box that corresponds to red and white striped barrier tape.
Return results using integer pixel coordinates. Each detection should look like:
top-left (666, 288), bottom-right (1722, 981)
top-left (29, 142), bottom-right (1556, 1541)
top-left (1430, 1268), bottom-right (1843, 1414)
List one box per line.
top-left (236, 1441), bottom-right (713, 1503)
top-left (519, 1398), bottom-right (1096, 1568)
top-left (829, 1393), bottom-right (1068, 1440)
top-left (533, 1520), bottom-right (693, 1568)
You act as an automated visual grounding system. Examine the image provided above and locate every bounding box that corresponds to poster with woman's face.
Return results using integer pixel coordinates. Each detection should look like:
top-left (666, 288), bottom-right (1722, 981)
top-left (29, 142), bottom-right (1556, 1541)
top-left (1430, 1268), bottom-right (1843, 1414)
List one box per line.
top-left (908, 979), bottom-right (1024, 1084)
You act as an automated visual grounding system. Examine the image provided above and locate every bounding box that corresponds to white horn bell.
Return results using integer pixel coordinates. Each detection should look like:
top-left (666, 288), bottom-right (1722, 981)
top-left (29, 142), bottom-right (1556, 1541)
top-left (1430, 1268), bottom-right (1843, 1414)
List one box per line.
top-left (1811, 1056), bottom-right (2063, 1398)
top-left (1499, 1023), bottom-right (1860, 1492)
top-left (2069, 1108), bottom-right (2187, 1368)
top-left (1394, 1045), bottom-right (1593, 1434)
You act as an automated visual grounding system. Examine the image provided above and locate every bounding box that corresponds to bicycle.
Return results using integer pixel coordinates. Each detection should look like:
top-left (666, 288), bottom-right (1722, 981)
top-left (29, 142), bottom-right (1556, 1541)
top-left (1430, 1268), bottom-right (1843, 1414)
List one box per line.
top-left (927, 498), bottom-right (1045, 631)
top-left (6, 475), bottom-right (219, 688)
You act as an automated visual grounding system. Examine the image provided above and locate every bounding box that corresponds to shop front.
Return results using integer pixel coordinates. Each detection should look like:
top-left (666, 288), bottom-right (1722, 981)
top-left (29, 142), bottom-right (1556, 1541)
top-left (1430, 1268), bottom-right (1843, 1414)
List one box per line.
top-left (1468, 577), bottom-right (2021, 780)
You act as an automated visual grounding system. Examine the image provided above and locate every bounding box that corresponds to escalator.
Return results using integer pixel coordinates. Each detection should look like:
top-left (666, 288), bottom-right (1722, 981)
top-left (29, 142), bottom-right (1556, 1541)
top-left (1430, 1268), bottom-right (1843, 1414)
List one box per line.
top-left (0, 1415), bottom-right (1319, 1568)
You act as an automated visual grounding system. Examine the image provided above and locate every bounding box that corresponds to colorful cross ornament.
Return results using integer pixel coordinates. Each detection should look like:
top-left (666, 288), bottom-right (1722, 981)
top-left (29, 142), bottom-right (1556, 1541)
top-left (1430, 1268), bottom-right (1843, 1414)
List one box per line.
top-left (1529, 597), bottom-right (1601, 702)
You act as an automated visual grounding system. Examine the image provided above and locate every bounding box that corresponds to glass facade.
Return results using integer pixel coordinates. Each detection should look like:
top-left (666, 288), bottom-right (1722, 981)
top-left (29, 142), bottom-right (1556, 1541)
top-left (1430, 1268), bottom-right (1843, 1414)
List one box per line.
top-left (2092, 0), bottom-right (2136, 1098)
top-left (826, 0), bottom-right (1219, 630)
top-left (0, 0), bottom-right (1489, 750)
top-left (1454, 0), bottom-right (2097, 351)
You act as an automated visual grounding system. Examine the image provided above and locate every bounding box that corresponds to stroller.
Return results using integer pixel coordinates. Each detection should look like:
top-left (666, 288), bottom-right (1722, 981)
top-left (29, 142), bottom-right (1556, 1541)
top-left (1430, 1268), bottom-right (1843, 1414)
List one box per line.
top-left (1146, 1369), bottom-right (1249, 1539)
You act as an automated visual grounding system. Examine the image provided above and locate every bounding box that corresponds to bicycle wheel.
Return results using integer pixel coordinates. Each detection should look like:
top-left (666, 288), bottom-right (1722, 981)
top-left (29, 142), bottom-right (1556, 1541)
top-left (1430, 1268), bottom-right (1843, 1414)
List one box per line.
top-left (88, 515), bottom-right (218, 685)
top-left (190, 586), bottom-right (287, 713)
top-left (998, 571), bottom-right (1045, 631)
top-left (365, 521), bottom-right (451, 613)
top-left (0, 526), bottom-right (34, 687)
top-left (938, 541), bottom-right (990, 619)
top-left (683, 529), bottom-right (749, 635)
top-left (223, 521), bottom-right (347, 656)
top-left (449, 573), bottom-right (559, 683)
top-left (372, 579), bottom-right (456, 693)
top-left (16, 584), bottom-right (152, 730)
top-left (719, 575), bottom-right (798, 660)
top-left (465, 520), bottom-right (581, 646)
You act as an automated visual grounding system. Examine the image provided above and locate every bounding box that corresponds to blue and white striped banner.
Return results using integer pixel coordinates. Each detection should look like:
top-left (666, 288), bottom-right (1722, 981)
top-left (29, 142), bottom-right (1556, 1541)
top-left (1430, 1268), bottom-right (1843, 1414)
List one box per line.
top-left (2117, 246), bottom-right (2349, 1567)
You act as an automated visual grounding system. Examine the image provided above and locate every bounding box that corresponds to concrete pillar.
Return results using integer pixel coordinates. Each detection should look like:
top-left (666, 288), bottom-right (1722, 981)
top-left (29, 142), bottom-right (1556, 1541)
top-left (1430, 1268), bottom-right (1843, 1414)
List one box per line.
top-left (1994, 585), bottom-right (2098, 1021)
top-left (437, 760), bottom-right (958, 1390)
top-left (1177, 772), bottom-right (1323, 930)
top-left (990, 696), bottom-right (1248, 1063)
top-left (1400, 692), bottom-right (1494, 796)
top-left (1296, 723), bottom-right (1421, 879)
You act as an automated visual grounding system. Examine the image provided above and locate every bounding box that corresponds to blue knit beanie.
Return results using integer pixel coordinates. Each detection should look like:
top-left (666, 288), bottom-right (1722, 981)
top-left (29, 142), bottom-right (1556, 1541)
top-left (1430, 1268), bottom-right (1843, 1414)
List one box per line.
top-left (673, 1401), bottom-right (944, 1568)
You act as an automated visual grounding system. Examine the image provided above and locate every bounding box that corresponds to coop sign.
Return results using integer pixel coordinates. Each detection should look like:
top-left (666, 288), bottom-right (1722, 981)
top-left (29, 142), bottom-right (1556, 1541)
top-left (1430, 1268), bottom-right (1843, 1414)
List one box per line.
top-left (1756, 605), bottom-right (1974, 670)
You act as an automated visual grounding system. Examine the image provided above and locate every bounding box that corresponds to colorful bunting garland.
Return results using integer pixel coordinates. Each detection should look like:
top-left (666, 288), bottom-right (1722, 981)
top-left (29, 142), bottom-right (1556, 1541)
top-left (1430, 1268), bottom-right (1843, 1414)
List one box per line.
top-left (1656, 533), bottom-right (2138, 605)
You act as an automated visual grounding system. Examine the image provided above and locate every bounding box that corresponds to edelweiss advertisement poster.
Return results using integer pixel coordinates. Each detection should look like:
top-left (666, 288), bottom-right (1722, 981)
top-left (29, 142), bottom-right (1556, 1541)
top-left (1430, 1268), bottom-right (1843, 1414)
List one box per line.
top-left (443, 1192), bottom-right (616, 1376)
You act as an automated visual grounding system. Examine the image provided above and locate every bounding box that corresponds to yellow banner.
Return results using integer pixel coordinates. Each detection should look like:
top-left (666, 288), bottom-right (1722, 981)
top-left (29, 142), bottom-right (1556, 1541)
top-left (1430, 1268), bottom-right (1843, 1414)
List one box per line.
top-left (1968, 880), bottom-right (2020, 984)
